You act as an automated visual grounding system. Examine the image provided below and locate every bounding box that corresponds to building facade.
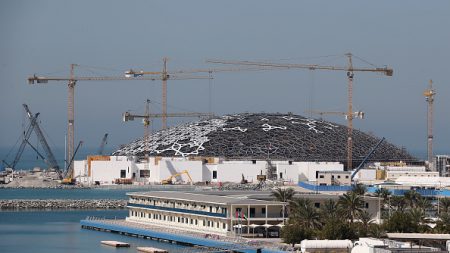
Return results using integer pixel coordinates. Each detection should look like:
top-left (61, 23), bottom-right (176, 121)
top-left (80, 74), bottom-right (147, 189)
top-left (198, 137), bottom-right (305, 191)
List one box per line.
top-left (126, 191), bottom-right (287, 237)
top-left (435, 155), bottom-right (450, 177)
top-left (73, 155), bottom-right (343, 186)
top-left (316, 171), bottom-right (352, 186)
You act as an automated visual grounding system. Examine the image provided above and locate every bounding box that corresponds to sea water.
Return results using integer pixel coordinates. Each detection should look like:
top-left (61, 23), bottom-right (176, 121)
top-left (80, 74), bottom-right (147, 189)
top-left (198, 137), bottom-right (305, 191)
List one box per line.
top-left (0, 210), bottom-right (192, 253)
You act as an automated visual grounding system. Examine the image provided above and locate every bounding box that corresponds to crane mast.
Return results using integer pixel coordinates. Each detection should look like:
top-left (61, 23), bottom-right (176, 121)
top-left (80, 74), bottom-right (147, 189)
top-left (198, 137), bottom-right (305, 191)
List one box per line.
top-left (68, 64), bottom-right (76, 175)
top-left (424, 79), bottom-right (436, 170)
top-left (124, 61), bottom-right (275, 130)
top-left (346, 53), bottom-right (354, 170)
top-left (162, 58), bottom-right (169, 129)
top-left (207, 53), bottom-right (393, 170)
top-left (28, 65), bottom-right (209, 173)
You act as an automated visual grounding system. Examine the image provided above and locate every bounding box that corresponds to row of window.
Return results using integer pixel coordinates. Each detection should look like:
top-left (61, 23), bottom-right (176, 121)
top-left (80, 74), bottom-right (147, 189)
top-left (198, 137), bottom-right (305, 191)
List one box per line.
top-left (318, 174), bottom-right (349, 179)
top-left (130, 210), bottom-right (227, 230)
top-left (129, 197), bottom-right (227, 214)
top-left (312, 202), bottom-right (369, 209)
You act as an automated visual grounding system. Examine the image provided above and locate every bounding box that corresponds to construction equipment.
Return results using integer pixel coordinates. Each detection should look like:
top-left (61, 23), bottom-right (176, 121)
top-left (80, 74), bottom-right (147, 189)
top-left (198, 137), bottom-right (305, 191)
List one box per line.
top-left (351, 137), bottom-right (385, 180)
top-left (240, 174), bottom-right (248, 184)
top-left (125, 59), bottom-right (276, 129)
top-left (424, 79), bottom-right (436, 170)
top-left (161, 170), bottom-right (193, 185)
top-left (28, 64), bottom-right (209, 174)
top-left (23, 104), bottom-right (60, 172)
top-left (123, 99), bottom-right (213, 171)
top-left (2, 109), bottom-right (39, 170)
top-left (2, 104), bottom-right (61, 174)
top-left (306, 110), bottom-right (365, 121)
top-left (207, 53), bottom-right (393, 170)
top-left (61, 140), bottom-right (83, 184)
top-left (97, 133), bottom-right (108, 155)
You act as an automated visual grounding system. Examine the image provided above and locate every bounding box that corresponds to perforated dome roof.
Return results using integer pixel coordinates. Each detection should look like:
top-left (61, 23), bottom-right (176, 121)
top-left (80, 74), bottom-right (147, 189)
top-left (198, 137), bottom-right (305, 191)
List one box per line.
top-left (113, 113), bottom-right (415, 163)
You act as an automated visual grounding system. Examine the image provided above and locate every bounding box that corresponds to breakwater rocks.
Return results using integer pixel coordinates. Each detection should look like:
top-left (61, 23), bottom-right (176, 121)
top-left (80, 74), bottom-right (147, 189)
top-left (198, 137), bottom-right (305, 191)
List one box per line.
top-left (0, 199), bottom-right (128, 210)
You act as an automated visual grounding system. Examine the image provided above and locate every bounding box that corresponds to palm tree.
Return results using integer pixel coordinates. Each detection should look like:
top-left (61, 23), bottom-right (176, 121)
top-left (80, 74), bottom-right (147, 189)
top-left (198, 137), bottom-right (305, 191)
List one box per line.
top-left (403, 190), bottom-right (421, 208)
top-left (416, 197), bottom-right (431, 211)
top-left (290, 198), bottom-right (322, 230)
top-left (408, 208), bottom-right (431, 233)
top-left (271, 187), bottom-right (296, 202)
top-left (389, 195), bottom-right (407, 212)
top-left (338, 192), bottom-right (364, 223)
top-left (374, 188), bottom-right (391, 200)
top-left (435, 212), bottom-right (450, 233)
top-left (358, 210), bottom-right (374, 226)
top-left (351, 183), bottom-right (367, 196)
top-left (439, 197), bottom-right (450, 213)
top-left (357, 210), bottom-right (374, 237)
top-left (320, 199), bottom-right (338, 221)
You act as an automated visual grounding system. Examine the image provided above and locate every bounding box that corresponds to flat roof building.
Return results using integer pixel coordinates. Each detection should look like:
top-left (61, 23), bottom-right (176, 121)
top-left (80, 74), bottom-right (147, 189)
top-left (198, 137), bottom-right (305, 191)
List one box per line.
top-left (126, 191), bottom-right (288, 237)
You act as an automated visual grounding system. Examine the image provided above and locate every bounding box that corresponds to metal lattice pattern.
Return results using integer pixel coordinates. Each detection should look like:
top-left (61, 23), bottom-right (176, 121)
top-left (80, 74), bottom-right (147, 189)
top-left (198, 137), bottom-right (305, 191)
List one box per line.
top-left (113, 113), bottom-right (415, 162)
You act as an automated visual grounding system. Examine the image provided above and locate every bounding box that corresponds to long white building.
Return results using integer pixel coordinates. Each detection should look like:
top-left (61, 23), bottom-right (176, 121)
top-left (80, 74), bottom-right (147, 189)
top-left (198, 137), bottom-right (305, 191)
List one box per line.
top-left (126, 191), bottom-right (287, 236)
top-left (73, 155), bottom-right (343, 185)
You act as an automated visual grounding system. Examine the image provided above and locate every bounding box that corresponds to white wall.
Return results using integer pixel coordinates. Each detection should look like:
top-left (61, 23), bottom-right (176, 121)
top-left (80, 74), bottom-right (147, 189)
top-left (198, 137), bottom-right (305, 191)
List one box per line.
top-left (214, 162), bottom-right (264, 183)
top-left (157, 159), bottom-right (203, 183)
top-left (277, 164), bottom-right (299, 184)
top-left (82, 156), bottom-right (343, 184)
top-left (73, 160), bottom-right (89, 184)
top-left (356, 169), bottom-right (377, 181)
top-left (296, 162), bottom-right (343, 182)
top-left (385, 166), bottom-right (426, 172)
top-left (386, 171), bottom-right (439, 180)
top-left (91, 159), bottom-right (136, 184)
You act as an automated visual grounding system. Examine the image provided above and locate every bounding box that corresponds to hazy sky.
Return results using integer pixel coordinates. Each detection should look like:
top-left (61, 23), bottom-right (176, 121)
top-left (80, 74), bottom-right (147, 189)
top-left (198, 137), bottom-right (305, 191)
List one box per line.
top-left (1, 0), bottom-right (449, 156)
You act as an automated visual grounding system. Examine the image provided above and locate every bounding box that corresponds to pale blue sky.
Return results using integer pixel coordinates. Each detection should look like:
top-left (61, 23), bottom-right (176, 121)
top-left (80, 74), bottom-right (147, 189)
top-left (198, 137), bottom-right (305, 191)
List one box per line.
top-left (1, 0), bottom-right (449, 156)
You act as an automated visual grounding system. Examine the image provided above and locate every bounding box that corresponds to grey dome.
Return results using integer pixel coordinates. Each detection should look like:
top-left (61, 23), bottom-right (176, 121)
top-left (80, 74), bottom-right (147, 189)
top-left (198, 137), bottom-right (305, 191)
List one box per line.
top-left (113, 113), bottom-right (415, 164)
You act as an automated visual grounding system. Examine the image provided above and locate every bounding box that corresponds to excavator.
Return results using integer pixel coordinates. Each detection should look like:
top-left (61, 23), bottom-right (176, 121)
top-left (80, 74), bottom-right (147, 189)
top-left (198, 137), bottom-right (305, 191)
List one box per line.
top-left (161, 170), bottom-right (193, 185)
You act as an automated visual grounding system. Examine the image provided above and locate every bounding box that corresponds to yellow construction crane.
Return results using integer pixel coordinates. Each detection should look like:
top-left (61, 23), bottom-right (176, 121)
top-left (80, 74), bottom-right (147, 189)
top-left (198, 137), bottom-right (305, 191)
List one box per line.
top-left (125, 58), bottom-right (274, 129)
top-left (161, 170), bottom-right (193, 185)
top-left (424, 79), bottom-right (436, 170)
top-left (28, 64), bottom-right (209, 173)
top-left (207, 53), bottom-right (393, 170)
top-left (123, 99), bottom-right (213, 170)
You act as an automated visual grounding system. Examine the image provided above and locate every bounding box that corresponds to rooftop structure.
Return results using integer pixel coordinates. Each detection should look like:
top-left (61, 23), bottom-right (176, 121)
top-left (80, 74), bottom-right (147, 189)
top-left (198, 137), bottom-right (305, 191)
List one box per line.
top-left (114, 113), bottom-right (415, 166)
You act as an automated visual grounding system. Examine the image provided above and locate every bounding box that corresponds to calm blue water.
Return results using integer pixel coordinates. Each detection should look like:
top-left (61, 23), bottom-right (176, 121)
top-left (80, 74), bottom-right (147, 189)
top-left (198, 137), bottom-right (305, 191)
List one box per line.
top-left (0, 210), bottom-right (192, 253)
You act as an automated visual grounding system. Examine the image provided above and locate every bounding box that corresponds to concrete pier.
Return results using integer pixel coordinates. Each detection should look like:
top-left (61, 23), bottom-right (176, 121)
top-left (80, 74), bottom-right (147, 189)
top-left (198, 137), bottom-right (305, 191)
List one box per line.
top-left (81, 218), bottom-right (287, 253)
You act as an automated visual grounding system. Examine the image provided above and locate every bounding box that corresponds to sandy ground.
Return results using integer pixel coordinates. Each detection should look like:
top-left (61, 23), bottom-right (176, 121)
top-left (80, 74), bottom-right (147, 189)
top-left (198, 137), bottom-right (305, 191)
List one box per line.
top-left (3, 171), bottom-right (61, 188)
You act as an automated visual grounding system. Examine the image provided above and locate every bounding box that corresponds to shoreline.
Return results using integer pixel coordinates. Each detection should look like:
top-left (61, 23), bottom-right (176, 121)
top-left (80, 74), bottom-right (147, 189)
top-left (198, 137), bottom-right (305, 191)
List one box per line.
top-left (0, 199), bottom-right (127, 210)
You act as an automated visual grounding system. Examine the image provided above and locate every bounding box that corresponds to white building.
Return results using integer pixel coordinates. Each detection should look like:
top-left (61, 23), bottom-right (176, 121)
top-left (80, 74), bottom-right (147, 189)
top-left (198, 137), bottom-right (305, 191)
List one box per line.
top-left (316, 171), bottom-right (352, 186)
top-left (126, 191), bottom-right (287, 236)
top-left (386, 171), bottom-right (439, 181)
top-left (73, 155), bottom-right (343, 186)
top-left (435, 155), bottom-right (450, 177)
